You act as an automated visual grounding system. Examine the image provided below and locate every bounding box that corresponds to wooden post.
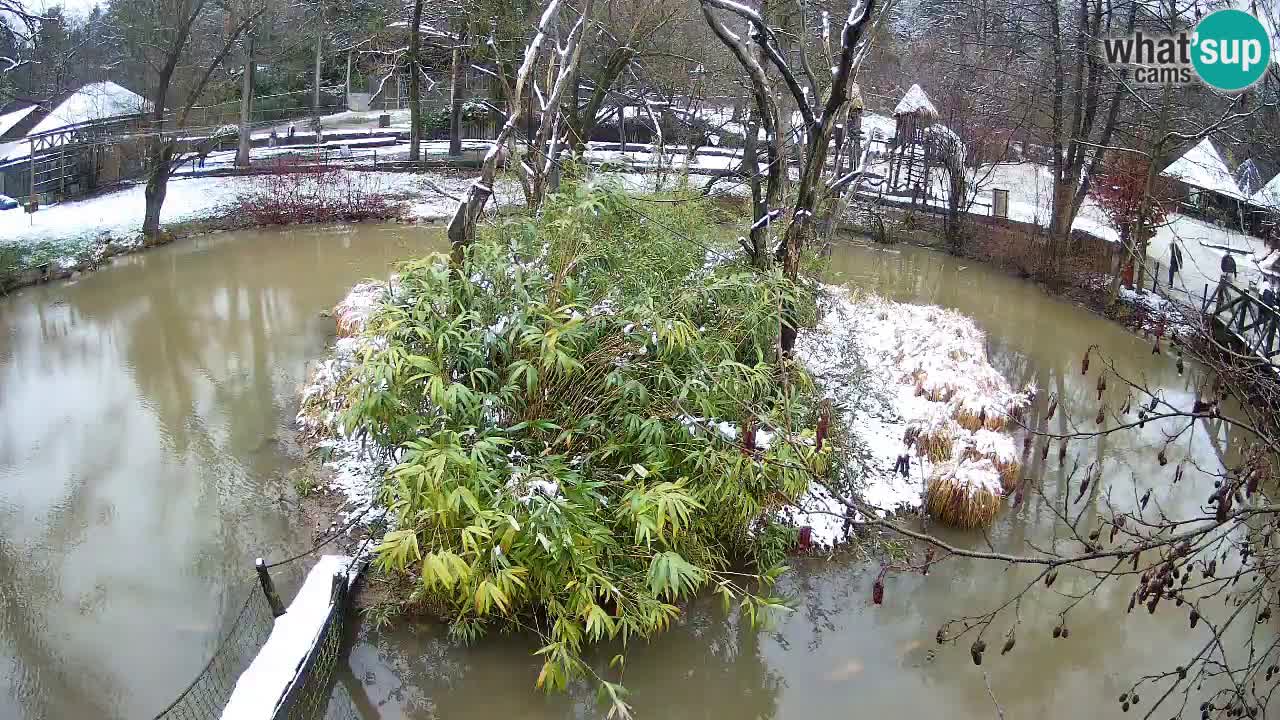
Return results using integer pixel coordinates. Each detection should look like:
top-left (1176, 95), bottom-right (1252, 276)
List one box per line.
top-left (28, 138), bottom-right (36, 204)
top-left (256, 558), bottom-right (286, 617)
top-left (330, 568), bottom-right (348, 607)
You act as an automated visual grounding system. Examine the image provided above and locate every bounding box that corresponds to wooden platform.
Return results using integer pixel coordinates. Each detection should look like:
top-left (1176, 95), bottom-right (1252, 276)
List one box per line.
top-left (1207, 279), bottom-right (1280, 370)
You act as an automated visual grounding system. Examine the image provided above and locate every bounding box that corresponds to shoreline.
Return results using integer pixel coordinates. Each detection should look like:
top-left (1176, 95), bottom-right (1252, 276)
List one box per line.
top-left (0, 168), bottom-right (488, 295)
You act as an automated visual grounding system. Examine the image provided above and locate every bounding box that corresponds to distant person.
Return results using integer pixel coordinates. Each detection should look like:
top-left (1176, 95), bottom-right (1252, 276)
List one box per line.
top-left (288, 124), bottom-right (296, 140)
top-left (268, 129), bottom-right (278, 148)
top-left (1168, 241), bottom-right (1183, 286)
top-left (1264, 284), bottom-right (1277, 308)
top-left (1222, 252), bottom-right (1238, 279)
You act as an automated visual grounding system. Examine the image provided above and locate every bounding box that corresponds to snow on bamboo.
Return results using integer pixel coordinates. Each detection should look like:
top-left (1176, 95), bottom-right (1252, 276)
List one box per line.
top-left (791, 286), bottom-right (1032, 539)
top-left (296, 280), bottom-right (399, 524)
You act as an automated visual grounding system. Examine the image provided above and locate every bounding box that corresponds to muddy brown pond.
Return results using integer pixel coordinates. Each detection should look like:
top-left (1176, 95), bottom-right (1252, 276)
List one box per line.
top-left (0, 227), bottom-right (1252, 719)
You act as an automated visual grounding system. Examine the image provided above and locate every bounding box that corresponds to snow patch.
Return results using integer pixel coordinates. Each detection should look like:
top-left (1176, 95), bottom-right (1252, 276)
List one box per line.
top-left (219, 555), bottom-right (359, 720)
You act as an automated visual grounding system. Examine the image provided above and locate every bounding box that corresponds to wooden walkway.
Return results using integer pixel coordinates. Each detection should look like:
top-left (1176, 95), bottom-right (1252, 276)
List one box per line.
top-left (1206, 279), bottom-right (1280, 370)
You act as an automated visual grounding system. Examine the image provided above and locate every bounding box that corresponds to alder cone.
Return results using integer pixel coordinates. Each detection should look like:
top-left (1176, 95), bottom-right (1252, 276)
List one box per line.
top-left (1001, 632), bottom-right (1016, 655)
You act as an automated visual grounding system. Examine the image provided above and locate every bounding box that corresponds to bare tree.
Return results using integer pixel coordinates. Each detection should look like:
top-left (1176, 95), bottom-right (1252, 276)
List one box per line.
top-left (701, 0), bottom-right (879, 351)
top-left (407, 0), bottom-right (425, 160)
top-left (446, 0), bottom-right (596, 253)
top-left (109, 0), bottom-right (266, 240)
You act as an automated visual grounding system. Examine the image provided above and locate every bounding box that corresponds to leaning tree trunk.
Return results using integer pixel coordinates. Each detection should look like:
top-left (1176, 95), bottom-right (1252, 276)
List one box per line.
top-left (1107, 226), bottom-right (1132, 306)
top-left (408, 0), bottom-right (424, 161)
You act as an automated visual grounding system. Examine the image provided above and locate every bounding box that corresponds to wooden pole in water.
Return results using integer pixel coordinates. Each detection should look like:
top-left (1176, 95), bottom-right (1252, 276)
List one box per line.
top-left (256, 558), bottom-right (286, 617)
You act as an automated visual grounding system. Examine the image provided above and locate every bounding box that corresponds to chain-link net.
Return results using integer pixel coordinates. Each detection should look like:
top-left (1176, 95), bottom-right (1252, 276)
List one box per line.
top-left (321, 675), bottom-right (363, 720)
top-left (270, 572), bottom-right (354, 720)
top-left (153, 581), bottom-right (277, 720)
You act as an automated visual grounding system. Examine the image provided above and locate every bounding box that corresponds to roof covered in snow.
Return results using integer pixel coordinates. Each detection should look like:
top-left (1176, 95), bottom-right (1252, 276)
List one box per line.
top-left (0, 104), bottom-right (36, 139)
top-left (1160, 137), bottom-right (1244, 200)
top-left (893, 84), bottom-right (937, 118)
top-left (1252, 170), bottom-right (1280, 209)
top-left (26, 82), bottom-right (146, 136)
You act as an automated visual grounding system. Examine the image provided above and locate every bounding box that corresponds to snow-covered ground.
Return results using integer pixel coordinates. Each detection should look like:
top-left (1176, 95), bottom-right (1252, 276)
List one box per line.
top-left (965, 163), bottom-right (1273, 295)
top-left (0, 171), bottom-right (491, 265)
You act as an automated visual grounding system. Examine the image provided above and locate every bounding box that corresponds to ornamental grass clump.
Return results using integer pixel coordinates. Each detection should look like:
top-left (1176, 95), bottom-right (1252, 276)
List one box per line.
top-left (924, 459), bottom-right (1005, 528)
top-left (335, 181), bottom-right (824, 711)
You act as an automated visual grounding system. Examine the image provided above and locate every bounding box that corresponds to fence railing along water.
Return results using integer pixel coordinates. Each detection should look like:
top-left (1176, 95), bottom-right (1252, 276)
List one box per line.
top-left (154, 556), bottom-right (366, 720)
top-left (151, 582), bottom-right (279, 720)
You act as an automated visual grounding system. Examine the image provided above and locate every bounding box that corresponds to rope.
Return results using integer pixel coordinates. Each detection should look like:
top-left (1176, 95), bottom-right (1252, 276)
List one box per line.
top-left (262, 503), bottom-right (386, 569)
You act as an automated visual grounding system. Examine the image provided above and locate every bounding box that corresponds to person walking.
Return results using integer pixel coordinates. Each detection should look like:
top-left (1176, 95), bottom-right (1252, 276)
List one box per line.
top-left (1222, 252), bottom-right (1238, 279)
top-left (1168, 241), bottom-right (1183, 286)
top-left (1264, 282), bottom-right (1277, 308)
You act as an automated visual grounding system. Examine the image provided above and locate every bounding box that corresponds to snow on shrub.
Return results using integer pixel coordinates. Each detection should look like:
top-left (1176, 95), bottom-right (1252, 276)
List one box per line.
top-left (794, 287), bottom-right (1031, 533)
top-left (334, 279), bottom-right (394, 338)
top-left (297, 282), bottom-right (399, 523)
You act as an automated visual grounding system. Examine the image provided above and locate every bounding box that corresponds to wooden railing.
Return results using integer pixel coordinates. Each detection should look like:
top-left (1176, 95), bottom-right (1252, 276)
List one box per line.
top-left (1208, 278), bottom-right (1280, 369)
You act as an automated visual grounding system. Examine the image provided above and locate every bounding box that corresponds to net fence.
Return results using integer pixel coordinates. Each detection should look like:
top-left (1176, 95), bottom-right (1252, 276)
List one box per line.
top-left (152, 581), bottom-right (277, 720)
top-left (152, 567), bottom-right (366, 720)
top-left (271, 573), bottom-right (356, 720)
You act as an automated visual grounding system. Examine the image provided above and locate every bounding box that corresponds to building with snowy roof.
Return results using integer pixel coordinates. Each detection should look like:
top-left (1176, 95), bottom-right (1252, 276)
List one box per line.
top-left (0, 82), bottom-right (149, 202)
top-left (0, 100), bottom-right (42, 143)
top-left (1159, 137), bottom-right (1247, 226)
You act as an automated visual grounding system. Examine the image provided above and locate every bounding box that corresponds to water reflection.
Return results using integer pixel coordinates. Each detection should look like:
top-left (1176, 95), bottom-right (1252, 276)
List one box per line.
top-left (349, 239), bottom-right (1249, 720)
top-left (0, 223), bottom-right (445, 720)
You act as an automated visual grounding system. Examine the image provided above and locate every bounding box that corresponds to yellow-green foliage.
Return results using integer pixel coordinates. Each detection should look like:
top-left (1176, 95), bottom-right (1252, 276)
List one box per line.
top-left (340, 180), bottom-right (823, 713)
top-left (924, 476), bottom-right (1001, 529)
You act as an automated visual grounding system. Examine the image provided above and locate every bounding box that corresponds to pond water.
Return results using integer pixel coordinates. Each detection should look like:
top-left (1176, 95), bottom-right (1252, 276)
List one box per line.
top-left (0, 223), bottom-right (447, 720)
top-left (347, 240), bottom-right (1249, 719)
top-left (0, 229), bottom-right (1247, 720)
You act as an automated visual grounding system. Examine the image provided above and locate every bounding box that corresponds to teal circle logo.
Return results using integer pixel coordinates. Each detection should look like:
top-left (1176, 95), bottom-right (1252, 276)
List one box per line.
top-left (1192, 9), bottom-right (1272, 91)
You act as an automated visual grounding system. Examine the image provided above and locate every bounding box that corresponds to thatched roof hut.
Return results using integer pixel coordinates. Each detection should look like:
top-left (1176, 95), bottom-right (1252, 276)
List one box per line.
top-left (892, 84), bottom-right (937, 147)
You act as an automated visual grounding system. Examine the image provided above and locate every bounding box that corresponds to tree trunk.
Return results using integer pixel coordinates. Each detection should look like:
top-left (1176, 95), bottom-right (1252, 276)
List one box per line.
top-left (312, 4), bottom-right (323, 114)
top-left (236, 35), bottom-right (255, 168)
top-left (449, 28), bottom-right (466, 156)
top-left (1046, 178), bottom-right (1076, 279)
top-left (1107, 226), bottom-right (1130, 306)
top-left (143, 139), bottom-right (175, 241)
top-left (742, 108), bottom-right (770, 271)
top-left (408, 0), bottom-right (424, 161)
top-left (1132, 84), bottom-right (1175, 297)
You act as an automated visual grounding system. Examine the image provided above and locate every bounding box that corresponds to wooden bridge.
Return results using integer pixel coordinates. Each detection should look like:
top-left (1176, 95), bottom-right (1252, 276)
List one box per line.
top-left (1206, 279), bottom-right (1280, 371)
